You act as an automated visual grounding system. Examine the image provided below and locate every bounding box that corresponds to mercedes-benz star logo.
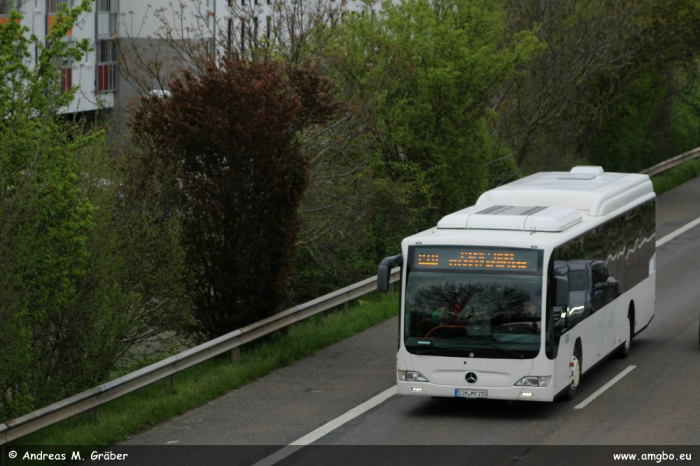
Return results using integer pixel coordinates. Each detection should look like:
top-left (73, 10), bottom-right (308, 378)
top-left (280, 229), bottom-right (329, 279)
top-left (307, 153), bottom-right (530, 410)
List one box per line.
top-left (465, 372), bottom-right (478, 383)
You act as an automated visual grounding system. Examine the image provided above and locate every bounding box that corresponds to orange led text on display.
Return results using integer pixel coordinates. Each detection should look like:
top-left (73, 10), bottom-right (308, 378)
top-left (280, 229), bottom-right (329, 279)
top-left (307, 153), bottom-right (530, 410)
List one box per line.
top-left (448, 252), bottom-right (528, 270)
top-left (417, 254), bottom-right (440, 266)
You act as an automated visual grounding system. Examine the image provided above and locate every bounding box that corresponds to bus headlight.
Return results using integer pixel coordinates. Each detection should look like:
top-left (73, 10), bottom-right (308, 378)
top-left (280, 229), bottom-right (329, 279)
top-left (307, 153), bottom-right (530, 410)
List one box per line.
top-left (515, 376), bottom-right (551, 387)
top-left (398, 370), bottom-right (429, 382)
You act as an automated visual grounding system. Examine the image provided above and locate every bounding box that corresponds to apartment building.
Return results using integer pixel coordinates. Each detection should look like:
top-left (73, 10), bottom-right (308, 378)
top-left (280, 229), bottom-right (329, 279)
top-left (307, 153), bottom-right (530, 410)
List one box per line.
top-left (3, 0), bottom-right (118, 114)
top-left (5, 0), bottom-right (358, 117)
top-left (1, 0), bottom-right (201, 116)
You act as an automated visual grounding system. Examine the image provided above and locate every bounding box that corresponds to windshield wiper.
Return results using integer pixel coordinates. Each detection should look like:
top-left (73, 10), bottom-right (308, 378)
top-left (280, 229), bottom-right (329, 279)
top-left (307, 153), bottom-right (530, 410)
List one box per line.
top-left (473, 341), bottom-right (525, 359)
top-left (406, 343), bottom-right (526, 359)
top-left (405, 346), bottom-right (474, 355)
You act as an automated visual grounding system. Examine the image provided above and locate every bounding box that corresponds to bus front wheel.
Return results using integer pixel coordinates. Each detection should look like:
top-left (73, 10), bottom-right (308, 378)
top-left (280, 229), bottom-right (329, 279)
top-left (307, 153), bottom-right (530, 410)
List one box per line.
top-left (563, 346), bottom-right (581, 401)
top-left (616, 313), bottom-right (632, 359)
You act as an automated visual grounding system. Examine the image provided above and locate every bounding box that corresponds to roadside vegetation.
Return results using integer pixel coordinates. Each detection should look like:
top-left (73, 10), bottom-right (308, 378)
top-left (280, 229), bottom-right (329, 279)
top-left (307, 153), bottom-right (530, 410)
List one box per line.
top-left (651, 159), bottom-right (700, 195)
top-left (3, 0), bottom-right (700, 444)
top-left (12, 293), bottom-right (399, 447)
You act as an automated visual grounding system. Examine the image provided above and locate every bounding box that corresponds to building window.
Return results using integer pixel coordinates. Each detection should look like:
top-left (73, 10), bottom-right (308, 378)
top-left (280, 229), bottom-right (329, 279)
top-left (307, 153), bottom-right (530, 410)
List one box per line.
top-left (47, 0), bottom-right (73, 35)
top-left (61, 67), bottom-right (72, 92)
top-left (97, 0), bottom-right (118, 37)
top-left (60, 42), bottom-right (74, 92)
top-left (97, 39), bottom-right (117, 92)
top-left (0, 0), bottom-right (14, 15)
top-left (97, 0), bottom-right (117, 11)
top-left (47, 0), bottom-right (70, 14)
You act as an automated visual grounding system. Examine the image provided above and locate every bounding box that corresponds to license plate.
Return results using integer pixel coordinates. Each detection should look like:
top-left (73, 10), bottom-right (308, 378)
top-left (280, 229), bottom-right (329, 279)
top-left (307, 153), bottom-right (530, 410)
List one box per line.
top-left (455, 389), bottom-right (488, 399)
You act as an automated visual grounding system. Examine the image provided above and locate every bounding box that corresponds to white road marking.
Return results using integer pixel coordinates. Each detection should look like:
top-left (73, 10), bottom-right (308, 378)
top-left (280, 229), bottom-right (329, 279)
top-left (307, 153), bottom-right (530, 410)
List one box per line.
top-left (252, 386), bottom-right (397, 466)
top-left (574, 365), bottom-right (636, 410)
top-left (657, 216), bottom-right (700, 246)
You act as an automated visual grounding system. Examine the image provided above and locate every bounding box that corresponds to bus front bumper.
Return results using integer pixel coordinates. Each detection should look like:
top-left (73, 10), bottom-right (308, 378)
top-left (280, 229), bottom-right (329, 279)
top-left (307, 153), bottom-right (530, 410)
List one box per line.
top-left (397, 380), bottom-right (556, 402)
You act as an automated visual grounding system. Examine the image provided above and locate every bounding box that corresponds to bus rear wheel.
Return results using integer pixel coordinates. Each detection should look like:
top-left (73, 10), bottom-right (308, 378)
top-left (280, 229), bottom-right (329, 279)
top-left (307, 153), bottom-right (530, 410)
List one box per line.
top-left (563, 346), bottom-right (581, 401)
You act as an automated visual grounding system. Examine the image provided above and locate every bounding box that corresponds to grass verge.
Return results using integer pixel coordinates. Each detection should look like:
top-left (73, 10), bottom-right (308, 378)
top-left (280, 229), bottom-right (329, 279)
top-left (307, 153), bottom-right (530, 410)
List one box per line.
top-left (11, 292), bottom-right (399, 447)
top-left (650, 157), bottom-right (700, 195)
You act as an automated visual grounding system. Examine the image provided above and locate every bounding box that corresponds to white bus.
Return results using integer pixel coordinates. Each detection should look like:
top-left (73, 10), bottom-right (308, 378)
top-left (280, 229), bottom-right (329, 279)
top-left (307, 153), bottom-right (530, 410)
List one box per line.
top-left (378, 166), bottom-right (656, 401)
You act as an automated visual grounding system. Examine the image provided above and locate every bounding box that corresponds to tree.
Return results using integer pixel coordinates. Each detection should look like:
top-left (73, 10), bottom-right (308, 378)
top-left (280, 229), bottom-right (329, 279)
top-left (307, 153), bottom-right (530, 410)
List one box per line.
top-left (0, 2), bottom-right (94, 417)
top-left (496, 0), bottom-right (700, 173)
top-left (0, 2), bottom-right (194, 421)
top-left (327, 0), bottom-right (538, 255)
top-left (131, 55), bottom-right (341, 340)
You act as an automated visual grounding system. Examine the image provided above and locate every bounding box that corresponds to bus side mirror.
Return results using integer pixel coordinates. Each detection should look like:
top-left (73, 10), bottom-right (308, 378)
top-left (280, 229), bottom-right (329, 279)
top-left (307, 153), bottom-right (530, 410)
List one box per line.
top-left (555, 276), bottom-right (569, 307)
top-left (378, 254), bottom-right (403, 292)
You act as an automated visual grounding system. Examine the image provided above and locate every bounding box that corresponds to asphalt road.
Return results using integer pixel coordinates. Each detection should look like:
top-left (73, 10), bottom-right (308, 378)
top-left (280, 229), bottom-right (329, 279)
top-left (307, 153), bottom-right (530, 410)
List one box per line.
top-left (117, 177), bottom-right (700, 465)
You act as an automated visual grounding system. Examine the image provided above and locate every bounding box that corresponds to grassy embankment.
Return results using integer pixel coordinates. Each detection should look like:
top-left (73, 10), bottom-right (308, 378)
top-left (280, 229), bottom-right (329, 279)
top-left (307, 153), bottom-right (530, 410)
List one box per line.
top-left (10, 157), bottom-right (700, 448)
top-left (650, 158), bottom-right (700, 195)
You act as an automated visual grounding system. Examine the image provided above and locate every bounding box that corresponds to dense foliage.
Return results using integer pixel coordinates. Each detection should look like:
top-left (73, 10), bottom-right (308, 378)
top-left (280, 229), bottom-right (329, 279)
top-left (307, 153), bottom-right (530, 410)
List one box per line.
top-left (0, 2), bottom-right (95, 419)
top-left (327, 0), bottom-right (539, 259)
top-left (0, 3), bottom-right (191, 421)
top-left (496, 0), bottom-right (700, 173)
top-left (294, 0), bottom-right (700, 300)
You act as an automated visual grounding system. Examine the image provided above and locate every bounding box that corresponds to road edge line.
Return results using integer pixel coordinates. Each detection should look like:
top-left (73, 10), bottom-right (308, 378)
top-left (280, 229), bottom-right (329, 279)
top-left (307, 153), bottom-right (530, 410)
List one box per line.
top-left (574, 365), bottom-right (636, 410)
top-left (252, 385), bottom-right (397, 466)
top-left (657, 216), bottom-right (700, 247)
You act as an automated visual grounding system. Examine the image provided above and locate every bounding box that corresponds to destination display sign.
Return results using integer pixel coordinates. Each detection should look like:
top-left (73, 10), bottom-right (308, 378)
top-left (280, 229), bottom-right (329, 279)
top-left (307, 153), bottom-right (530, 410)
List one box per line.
top-left (412, 246), bottom-right (540, 272)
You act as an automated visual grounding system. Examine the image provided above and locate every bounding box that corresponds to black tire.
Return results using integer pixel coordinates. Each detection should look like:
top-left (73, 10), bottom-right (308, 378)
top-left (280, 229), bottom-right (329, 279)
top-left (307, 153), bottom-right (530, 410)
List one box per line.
top-left (562, 345), bottom-right (581, 402)
top-left (616, 313), bottom-right (632, 359)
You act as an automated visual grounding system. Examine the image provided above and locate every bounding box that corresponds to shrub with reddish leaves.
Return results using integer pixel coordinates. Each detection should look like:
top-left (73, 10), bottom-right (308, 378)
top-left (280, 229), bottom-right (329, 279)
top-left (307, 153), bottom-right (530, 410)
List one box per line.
top-left (131, 56), bottom-right (340, 340)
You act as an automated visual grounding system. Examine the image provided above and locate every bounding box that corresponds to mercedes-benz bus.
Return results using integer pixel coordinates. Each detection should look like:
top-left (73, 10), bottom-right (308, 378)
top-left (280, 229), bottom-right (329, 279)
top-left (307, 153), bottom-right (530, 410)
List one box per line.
top-left (377, 166), bottom-right (655, 401)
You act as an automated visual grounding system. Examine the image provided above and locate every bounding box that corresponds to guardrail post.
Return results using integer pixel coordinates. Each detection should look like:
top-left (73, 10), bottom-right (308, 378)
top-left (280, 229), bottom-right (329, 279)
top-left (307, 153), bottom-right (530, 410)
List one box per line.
top-left (165, 375), bottom-right (175, 393)
top-left (229, 347), bottom-right (241, 364)
top-left (342, 302), bottom-right (349, 313)
top-left (388, 282), bottom-right (394, 294)
top-left (88, 407), bottom-right (99, 423)
top-left (1, 444), bottom-right (5, 466)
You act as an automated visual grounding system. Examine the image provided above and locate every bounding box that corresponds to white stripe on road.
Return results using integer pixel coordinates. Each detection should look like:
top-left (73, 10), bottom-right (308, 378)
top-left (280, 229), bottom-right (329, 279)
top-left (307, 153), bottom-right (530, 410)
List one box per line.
top-left (657, 215), bottom-right (700, 247)
top-left (252, 386), bottom-right (397, 466)
top-left (574, 365), bottom-right (636, 410)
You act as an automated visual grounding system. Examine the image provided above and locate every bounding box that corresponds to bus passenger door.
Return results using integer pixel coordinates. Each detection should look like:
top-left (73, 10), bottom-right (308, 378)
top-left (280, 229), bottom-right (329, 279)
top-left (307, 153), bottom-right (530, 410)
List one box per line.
top-left (592, 261), bottom-right (619, 356)
top-left (584, 261), bottom-right (605, 370)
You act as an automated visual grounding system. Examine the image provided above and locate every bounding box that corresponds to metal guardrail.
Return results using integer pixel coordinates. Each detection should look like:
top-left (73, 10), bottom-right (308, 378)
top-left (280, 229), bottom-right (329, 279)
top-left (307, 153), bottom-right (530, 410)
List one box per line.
top-left (3, 145), bottom-right (700, 446)
top-left (0, 268), bottom-right (401, 446)
top-left (640, 147), bottom-right (700, 176)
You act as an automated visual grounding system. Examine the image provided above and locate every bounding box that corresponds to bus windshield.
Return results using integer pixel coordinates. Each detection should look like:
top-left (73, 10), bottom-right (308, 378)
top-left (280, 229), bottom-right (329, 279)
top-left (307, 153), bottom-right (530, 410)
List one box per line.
top-left (404, 268), bottom-right (543, 360)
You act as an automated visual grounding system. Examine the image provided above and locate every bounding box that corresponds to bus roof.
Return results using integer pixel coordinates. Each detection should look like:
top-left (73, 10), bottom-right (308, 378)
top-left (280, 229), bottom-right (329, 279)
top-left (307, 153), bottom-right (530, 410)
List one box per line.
top-left (436, 167), bottom-right (654, 233)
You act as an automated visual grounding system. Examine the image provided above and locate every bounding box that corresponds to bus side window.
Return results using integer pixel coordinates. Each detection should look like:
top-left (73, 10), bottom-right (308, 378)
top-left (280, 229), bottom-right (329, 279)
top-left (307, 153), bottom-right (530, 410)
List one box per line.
top-left (591, 261), bottom-right (616, 311)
